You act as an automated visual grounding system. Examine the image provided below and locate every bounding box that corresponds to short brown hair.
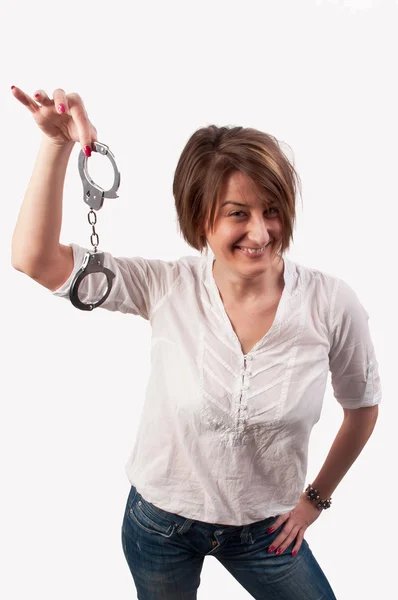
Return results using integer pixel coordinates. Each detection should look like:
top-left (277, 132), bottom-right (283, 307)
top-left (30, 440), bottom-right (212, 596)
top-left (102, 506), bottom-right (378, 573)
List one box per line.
top-left (173, 125), bottom-right (302, 257)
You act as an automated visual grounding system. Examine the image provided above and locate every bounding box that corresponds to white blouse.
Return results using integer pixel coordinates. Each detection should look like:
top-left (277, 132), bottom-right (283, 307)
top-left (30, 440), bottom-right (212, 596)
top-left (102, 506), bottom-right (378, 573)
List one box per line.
top-left (52, 243), bottom-right (382, 525)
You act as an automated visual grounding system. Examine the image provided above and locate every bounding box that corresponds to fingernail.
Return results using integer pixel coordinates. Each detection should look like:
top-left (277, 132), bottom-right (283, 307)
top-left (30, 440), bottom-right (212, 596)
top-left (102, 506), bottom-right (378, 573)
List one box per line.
top-left (57, 103), bottom-right (66, 114)
top-left (268, 546), bottom-right (275, 553)
top-left (292, 550), bottom-right (297, 557)
top-left (84, 145), bottom-right (92, 157)
top-left (276, 548), bottom-right (283, 555)
top-left (11, 86), bottom-right (15, 90)
top-left (267, 527), bottom-right (275, 533)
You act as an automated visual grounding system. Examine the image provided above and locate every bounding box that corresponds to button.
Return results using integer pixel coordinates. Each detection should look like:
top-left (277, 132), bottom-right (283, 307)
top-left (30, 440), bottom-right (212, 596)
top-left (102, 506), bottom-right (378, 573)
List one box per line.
top-left (240, 369), bottom-right (252, 376)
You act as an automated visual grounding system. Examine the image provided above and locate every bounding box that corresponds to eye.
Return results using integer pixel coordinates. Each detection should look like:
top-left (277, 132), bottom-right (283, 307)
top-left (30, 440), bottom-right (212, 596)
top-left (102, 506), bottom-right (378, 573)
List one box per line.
top-left (229, 207), bottom-right (279, 217)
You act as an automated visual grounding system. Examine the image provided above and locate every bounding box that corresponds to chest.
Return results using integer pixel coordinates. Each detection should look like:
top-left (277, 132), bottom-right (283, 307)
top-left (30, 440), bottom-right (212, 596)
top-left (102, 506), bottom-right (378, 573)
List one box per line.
top-left (222, 297), bottom-right (281, 355)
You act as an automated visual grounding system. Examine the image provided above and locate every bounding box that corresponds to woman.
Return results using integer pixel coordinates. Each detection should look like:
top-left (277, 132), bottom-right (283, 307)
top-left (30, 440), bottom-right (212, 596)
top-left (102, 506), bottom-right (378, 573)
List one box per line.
top-left (12, 87), bottom-right (381, 599)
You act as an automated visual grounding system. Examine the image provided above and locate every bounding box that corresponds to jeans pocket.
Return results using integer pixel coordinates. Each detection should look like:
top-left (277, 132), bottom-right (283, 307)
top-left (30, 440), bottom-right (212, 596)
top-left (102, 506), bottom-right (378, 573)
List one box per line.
top-left (128, 492), bottom-right (178, 538)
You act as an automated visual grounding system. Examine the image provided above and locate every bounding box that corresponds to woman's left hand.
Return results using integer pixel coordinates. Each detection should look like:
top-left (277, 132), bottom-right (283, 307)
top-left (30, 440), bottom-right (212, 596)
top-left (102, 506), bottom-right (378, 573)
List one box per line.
top-left (267, 493), bottom-right (323, 556)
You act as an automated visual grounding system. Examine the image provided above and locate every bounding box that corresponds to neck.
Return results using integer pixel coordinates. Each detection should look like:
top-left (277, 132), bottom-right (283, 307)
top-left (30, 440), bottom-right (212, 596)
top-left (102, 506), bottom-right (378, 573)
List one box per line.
top-left (212, 255), bottom-right (285, 304)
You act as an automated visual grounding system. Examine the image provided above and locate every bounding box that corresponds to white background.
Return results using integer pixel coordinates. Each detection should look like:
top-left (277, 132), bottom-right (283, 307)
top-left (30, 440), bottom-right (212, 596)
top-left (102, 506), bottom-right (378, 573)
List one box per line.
top-left (1, 1), bottom-right (395, 598)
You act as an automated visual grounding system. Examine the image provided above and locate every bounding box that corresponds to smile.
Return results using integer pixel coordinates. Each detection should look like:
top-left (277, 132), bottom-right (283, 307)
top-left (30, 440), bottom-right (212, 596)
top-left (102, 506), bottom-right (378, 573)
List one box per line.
top-left (235, 244), bottom-right (269, 257)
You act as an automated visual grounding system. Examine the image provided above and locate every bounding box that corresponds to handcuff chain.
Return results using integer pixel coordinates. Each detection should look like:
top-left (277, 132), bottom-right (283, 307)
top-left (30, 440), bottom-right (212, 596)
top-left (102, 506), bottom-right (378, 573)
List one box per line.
top-left (88, 209), bottom-right (99, 252)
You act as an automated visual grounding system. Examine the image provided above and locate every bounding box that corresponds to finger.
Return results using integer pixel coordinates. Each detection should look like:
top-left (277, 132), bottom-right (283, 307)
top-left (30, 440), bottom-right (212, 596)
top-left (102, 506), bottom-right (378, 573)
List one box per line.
top-left (267, 512), bottom-right (289, 533)
top-left (267, 519), bottom-right (281, 534)
top-left (11, 86), bottom-right (40, 115)
top-left (273, 524), bottom-right (300, 555)
top-left (52, 88), bottom-right (69, 115)
top-left (33, 89), bottom-right (53, 107)
top-left (291, 529), bottom-right (305, 557)
top-left (267, 518), bottom-right (294, 549)
top-left (67, 93), bottom-right (94, 154)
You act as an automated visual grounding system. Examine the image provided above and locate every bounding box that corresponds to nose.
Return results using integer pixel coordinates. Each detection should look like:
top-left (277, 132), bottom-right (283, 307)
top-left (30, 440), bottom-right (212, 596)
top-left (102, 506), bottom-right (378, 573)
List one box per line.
top-left (242, 214), bottom-right (272, 247)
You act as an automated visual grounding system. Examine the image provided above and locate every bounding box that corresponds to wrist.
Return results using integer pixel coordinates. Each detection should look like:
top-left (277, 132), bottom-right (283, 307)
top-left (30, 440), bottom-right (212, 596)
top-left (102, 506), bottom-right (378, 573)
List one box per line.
top-left (41, 135), bottom-right (75, 152)
top-left (303, 484), bottom-right (332, 511)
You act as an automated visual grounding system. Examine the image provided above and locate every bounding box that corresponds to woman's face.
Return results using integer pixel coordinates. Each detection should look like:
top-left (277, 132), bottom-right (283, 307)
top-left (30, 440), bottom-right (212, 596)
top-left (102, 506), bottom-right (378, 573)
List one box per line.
top-left (203, 171), bottom-right (283, 275)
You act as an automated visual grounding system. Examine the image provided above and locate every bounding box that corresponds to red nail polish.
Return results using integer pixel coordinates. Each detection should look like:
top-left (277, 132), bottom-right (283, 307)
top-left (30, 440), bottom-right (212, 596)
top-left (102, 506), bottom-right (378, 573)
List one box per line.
top-left (84, 145), bottom-right (92, 157)
top-left (267, 527), bottom-right (275, 533)
top-left (11, 86), bottom-right (15, 90)
top-left (292, 550), bottom-right (297, 557)
top-left (276, 548), bottom-right (283, 555)
top-left (268, 545), bottom-right (275, 553)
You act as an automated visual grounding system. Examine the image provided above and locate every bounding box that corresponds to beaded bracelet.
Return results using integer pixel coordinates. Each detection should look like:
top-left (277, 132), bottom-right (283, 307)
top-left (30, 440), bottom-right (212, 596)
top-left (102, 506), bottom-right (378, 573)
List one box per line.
top-left (305, 484), bottom-right (332, 511)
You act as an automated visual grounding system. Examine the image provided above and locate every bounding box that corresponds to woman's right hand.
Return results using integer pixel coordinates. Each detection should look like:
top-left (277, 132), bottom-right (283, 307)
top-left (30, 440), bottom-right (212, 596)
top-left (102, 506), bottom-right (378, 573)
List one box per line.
top-left (11, 86), bottom-right (98, 156)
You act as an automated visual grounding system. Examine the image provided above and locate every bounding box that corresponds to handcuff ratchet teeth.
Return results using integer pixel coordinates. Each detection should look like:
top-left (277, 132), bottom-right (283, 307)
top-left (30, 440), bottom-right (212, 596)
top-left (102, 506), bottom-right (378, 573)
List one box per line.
top-left (69, 141), bottom-right (121, 311)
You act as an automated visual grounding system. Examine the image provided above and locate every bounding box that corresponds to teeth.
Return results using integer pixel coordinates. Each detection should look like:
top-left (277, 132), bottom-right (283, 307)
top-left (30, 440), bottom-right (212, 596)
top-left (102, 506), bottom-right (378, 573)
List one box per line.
top-left (238, 245), bottom-right (267, 254)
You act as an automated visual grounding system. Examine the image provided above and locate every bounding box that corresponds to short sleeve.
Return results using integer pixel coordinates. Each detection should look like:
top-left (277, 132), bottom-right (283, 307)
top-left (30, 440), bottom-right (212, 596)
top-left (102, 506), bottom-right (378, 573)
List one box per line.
top-left (328, 278), bottom-right (382, 409)
top-left (51, 242), bottom-right (181, 320)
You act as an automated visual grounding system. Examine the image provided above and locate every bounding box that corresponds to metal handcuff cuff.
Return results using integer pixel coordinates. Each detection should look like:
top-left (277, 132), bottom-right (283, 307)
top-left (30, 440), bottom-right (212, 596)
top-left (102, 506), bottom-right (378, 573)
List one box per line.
top-left (69, 141), bottom-right (121, 311)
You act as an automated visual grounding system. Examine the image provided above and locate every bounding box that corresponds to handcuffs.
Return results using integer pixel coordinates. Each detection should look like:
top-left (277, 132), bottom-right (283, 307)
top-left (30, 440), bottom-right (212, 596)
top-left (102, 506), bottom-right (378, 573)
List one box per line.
top-left (69, 141), bottom-right (121, 311)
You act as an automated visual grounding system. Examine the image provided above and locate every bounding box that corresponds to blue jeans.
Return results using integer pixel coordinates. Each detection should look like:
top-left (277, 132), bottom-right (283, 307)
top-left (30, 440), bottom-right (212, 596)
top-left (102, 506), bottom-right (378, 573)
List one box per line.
top-left (121, 484), bottom-right (337, 599)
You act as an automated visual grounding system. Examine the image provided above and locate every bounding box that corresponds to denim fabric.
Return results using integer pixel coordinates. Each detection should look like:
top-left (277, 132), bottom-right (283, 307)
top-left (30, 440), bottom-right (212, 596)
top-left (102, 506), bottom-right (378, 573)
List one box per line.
top-left (121, 485), bottom-right (337, 599)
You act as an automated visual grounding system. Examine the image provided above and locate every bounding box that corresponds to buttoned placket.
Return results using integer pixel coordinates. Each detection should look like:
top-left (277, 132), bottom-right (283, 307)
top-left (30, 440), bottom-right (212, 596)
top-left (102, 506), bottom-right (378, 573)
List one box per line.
top-left (236, 354), bottom-right (253, 421)
top-left (240, 356), bottom-right (252, 396)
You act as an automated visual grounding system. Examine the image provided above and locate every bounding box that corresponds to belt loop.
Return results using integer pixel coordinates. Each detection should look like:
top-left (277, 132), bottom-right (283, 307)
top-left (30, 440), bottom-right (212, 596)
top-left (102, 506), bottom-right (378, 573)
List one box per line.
top-left (240, 525), bottom-right (253, 544)
top-left (176, 518), bottom-right (195, 534)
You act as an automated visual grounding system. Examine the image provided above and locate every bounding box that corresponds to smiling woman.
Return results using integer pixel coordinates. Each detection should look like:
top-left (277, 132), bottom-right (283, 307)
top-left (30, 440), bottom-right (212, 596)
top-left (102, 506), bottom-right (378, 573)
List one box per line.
top-left (13, 93), bottom-right (381, 599)
top-left (195, 168), bottom-right (287, 303)
top-left (173, 125), bottom-right (302, 258)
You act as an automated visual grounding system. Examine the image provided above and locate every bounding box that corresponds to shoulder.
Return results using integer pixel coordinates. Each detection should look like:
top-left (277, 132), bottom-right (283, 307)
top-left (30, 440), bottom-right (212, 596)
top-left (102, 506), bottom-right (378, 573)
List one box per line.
top-left (287, 259), bottom-right (365, 323)
top-left (286, 257), bottom-right (340, 298)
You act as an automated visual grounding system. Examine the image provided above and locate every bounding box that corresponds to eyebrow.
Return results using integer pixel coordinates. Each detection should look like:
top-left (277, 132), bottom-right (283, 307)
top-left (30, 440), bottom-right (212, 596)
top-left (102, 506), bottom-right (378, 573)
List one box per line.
top-left (220, 201), bottom-right (274, 208)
